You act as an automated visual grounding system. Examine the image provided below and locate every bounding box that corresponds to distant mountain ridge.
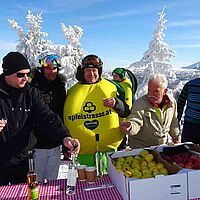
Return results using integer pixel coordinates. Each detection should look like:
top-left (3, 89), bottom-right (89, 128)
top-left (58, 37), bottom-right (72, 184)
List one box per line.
top-left (183, 61), bottom-right (200, 70)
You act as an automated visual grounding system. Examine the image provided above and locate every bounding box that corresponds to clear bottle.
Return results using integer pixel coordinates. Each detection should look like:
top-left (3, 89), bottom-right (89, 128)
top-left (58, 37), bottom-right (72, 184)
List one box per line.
top-left (27, 150), bottom-right (39, 200)
top-left (66, 152), bottom-right (77, 195)
top-left (95, 133), bottom-right (103, 177)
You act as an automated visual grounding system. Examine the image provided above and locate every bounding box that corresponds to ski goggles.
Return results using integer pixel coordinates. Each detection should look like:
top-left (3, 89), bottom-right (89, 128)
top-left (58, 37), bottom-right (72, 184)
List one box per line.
top-left (40, 54), bottom-right (61, 67)
top-left (82, 57), bottom-right (102, 68)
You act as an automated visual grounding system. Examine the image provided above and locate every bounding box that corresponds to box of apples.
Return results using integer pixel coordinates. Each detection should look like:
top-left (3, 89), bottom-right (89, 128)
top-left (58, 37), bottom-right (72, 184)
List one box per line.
top-left (107, 147), bottom-right (187, 200)
top-left (160, 143), bottom-right (200, 170)
top-left (158, 143), bottom-right (200, 199)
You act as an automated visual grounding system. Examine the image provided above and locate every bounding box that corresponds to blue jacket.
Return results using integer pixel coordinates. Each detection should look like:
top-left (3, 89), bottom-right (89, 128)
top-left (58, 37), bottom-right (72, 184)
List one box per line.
top-left (177, 78), bottom-right (200, 123)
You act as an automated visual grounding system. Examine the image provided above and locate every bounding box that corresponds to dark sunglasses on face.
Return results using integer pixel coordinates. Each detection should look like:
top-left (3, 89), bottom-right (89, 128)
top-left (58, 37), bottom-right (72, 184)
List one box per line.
top-left (16, 72), bottom-right (31, 78)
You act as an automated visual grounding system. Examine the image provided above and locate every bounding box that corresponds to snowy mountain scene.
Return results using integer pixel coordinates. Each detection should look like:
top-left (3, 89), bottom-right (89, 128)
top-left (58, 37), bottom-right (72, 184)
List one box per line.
top-left (0, 8), bottom-right (200, 99)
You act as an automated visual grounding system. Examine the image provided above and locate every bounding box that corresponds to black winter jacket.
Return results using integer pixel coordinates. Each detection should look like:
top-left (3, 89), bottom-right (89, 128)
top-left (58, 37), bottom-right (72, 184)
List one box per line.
top-left (31, 69), bottom-right (66, 149)
top-left (0, 74), bottom-right (71, 166)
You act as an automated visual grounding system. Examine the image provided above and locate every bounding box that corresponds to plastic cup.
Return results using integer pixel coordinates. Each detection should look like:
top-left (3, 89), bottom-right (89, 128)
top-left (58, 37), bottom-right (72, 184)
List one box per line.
top-left (77, 165), bottom-right (87, 181)
top-left (85, 166), bottom-right (96, 183)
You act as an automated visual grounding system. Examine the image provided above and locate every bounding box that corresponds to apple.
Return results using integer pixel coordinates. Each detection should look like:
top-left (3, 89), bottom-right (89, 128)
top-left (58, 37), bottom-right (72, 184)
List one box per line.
top-left (185, 162), bottom-right (193, 169)
top-left (152, 170), bottom-right (160, 176)
top-left (172, 154), bottom-right (183, 163)
top-left (148, 161), bottom-right (156, 168)
top-left (142, 170), bottom-right (152, 179)
top-left (131, 162), bottom-right (141, 170)
top-left (144, 153), bottom-right (154, 162)
top-left (149, 166), bottom-right (157, 172)
top-left (131, 169), bottom-right (142, 179)
top-left (124, 156), bottom-right (133, 165)
top-left (139, 149), bottom-right (149, 158)
top-left (181, 152), bottom-right (190, 163)
top-left (159, 168), bottom-right (168, 175)
top-left (134, 155), bottom-right (142, 160)
top-left (140, 160), bottom-right (148, 168)
top-left (156, 162), bottom-right (164, 170)
top-left (116, 157), bottom-right (125, 164)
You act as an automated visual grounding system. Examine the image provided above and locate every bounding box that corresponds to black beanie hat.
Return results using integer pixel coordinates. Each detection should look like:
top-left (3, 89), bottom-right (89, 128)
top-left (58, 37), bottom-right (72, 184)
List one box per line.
top-left (2, 52), bottom-right (30, 76)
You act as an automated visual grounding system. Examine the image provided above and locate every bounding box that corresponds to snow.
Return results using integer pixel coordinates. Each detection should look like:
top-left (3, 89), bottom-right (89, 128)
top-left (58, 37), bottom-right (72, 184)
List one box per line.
top-left (0, 8), bottom-right (200, 97)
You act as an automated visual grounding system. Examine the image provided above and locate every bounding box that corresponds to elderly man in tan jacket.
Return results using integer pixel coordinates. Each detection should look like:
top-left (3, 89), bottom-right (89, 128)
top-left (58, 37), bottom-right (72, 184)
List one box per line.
top-left (120, 74), bottom-right (180, 149)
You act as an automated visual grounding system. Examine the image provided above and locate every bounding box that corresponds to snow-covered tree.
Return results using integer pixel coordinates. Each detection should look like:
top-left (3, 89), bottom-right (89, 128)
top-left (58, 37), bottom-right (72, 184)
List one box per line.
top-left (60, 23), bottom-right (87, 88)
top-left (129, 6), bottom-right (177, 96)
top-left (8, 10), bottom-right (53, 67)
top-left (7, 10), bottom-right (87, 89)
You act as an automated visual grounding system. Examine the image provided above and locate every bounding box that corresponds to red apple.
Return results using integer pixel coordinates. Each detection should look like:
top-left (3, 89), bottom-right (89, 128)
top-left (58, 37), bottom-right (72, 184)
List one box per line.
top-left (185, 162), bottom-right (193, 169)
top-left (181, 152), bottom-right (190, 163)
top-left (172, 154), bottom-right (183, 163)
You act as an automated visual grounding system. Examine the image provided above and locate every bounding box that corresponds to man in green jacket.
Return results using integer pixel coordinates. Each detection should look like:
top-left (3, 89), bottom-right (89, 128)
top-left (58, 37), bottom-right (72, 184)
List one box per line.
top-left (120, 74), bottom-right (180, 149)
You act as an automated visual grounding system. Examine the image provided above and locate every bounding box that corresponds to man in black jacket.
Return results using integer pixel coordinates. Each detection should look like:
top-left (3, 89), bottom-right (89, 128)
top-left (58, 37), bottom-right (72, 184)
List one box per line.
top-left (0, 52), bottom-right (80, 185)
top-left (31, 54), bottom-right (67, 181)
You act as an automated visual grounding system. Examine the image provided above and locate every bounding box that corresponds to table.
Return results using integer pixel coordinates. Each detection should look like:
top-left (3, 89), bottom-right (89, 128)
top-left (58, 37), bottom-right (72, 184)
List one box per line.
top-left (0, 175), bottom-right (123, 200)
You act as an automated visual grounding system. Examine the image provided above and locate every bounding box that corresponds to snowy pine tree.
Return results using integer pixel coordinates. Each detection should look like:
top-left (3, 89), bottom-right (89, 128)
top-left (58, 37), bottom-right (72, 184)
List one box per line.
top-left (129, 6), bottom-right (177, 97)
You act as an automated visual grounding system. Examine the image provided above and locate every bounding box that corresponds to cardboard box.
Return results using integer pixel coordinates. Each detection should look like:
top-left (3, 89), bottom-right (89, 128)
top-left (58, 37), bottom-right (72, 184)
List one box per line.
top-left (156, 143), bottom-right (200, 200)
top-left (187, 170), bottom-right (200, 200)
top-left (108, 148), bottom-right (188, 200)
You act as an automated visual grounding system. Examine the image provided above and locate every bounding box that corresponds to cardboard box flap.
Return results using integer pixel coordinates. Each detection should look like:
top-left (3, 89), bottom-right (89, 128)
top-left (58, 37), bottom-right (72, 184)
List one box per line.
top-left (110, 147), bottom-right (154, 159)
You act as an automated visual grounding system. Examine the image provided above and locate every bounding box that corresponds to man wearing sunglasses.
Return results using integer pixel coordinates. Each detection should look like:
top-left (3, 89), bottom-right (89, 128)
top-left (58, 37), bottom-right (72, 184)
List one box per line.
top-left (31, 53), bottom-right (67, 181)
top-left (64, 54), bottom-right (130, 172)
top-left (0, 51), bottom-right (80, 185)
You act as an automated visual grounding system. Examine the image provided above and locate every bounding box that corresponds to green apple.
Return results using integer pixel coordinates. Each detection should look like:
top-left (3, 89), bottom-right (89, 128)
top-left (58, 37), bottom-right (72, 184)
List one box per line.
top-left (132, 169), bottom-right (142, 179)
top-left (156, 162), bottom-right (164, 170)
top-left (142, 170), bottom-right (152, 179)
top-left (148, 161), bottom-right (156, 168)
top-left (131, 162), bottom-right (141, 170)
top-left (152, 169), bottom-right (160, 176)
top-left (139, 149), bottom-right (149, 158)
top-left (144, 153), bottom-right (154, 162)
top-left (134, 155), bottom-right (142, 160)
top-left (159, 167), bottom-right (168, 175)
top-left (140, 160), bottom-right (148, 167)
top-left (149, 166), bottom-right (157, 172)
top-left (117, 157), bottom-right (125, 164)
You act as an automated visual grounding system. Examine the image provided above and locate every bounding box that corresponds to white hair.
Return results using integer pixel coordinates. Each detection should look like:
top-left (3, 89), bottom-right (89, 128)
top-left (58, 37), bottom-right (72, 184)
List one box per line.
top-left (148, 74), bottom-right (168, 89)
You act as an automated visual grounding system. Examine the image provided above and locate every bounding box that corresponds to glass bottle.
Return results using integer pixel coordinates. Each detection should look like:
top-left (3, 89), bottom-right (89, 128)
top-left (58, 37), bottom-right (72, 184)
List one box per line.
top-left (95, 133), bottom-right (103, 177)
top-left (66, 152), bottom-right (77, 195)
top-left (27, 150), bottom-right (39, 200)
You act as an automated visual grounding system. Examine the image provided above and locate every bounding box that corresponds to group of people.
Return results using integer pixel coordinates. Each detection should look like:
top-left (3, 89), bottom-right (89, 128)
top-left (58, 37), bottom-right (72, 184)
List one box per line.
top-left (0, 51), bottom-right (198, 186)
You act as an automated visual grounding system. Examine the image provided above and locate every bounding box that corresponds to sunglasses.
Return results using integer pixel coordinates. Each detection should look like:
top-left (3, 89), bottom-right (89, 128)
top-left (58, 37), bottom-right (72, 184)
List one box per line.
top-left (40, 54), bottom-right (61, 67)
top-left (16, 72), bottom-right (31, 78)
top-left (82, 57), bottom-right (101, 67)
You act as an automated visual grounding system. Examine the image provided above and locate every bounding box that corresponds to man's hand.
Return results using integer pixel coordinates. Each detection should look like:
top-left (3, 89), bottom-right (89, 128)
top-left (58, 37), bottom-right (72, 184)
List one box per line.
top-left (63, 137), bottom-right (80, 154)
top-left (120, 121), bottom-right (132, 132)
top-left (0, 119), bottom-right (7, 132)
top-left (103, 97), bottom-right (116, 108)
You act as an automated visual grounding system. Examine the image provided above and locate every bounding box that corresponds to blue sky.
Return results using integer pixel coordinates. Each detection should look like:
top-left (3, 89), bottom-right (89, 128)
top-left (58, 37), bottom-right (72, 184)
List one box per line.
top-left (1, 0), bottom-right (200, 69)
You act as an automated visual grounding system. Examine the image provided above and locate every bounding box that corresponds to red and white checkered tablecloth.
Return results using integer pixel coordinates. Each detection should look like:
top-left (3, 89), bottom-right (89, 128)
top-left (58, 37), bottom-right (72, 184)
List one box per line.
top-left (0, 175), bottom-right (123, 200)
